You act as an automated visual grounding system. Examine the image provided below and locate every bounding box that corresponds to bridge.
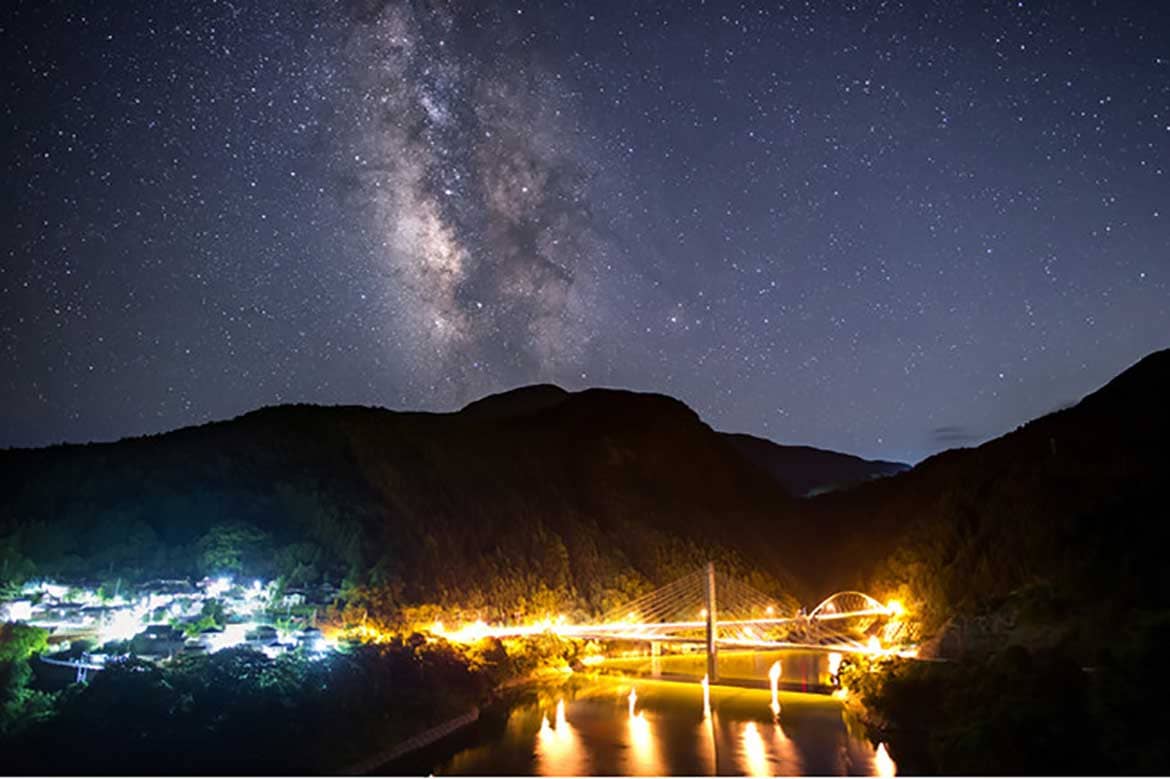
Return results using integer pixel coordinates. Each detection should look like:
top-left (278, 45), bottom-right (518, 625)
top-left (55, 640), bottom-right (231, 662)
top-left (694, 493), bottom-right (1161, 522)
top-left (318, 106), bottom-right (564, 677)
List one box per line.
top-left (38, 653), bottom-right (109, 683)
top-left (439, 563), bottom-right (911, 681)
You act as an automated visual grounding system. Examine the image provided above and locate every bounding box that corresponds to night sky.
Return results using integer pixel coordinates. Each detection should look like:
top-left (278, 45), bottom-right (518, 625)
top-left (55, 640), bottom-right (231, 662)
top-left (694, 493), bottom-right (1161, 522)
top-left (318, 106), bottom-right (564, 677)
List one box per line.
top-left (3, 1), bottom-right (1168, 463)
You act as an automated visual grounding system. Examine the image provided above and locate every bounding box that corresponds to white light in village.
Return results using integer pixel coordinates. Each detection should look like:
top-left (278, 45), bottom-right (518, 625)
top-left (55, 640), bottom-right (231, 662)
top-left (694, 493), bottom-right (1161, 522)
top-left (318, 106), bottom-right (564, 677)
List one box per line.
top-left (98, 607), bottom-right (147, 644)
top-left (3, 600), bottom-right (33, 622)
top-left (207, 577), bottom-right (232, 598)
top-left (207, 622), bottom-right (254, 653)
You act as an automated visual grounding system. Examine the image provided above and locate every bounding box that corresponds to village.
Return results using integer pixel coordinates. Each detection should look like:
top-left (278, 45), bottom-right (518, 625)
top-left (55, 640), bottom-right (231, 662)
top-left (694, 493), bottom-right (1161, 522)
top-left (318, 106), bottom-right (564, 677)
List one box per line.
top-left (0, 576), bottom-right (339, 679)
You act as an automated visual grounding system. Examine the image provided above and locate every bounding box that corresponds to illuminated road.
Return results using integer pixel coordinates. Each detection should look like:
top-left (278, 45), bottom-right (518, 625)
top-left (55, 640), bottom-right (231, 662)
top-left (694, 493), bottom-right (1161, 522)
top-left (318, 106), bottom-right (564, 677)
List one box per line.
top-left (436, 569), bottom-right (916, 659)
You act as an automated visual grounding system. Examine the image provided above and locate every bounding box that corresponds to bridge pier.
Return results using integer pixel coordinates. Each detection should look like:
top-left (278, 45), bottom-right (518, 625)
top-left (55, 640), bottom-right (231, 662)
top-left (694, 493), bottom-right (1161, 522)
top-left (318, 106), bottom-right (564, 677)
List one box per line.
top-left (705, 561), bottom-right (718, 683)
top-left (651, 641), bottom-right (661, 677)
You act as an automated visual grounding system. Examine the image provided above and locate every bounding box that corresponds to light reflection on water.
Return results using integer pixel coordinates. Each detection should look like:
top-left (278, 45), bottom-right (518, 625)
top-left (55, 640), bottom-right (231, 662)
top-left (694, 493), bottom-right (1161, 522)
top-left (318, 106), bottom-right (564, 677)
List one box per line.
top-left (625, 710), bottom-right (660, 775)
top-left (742, 721), bottom-right (771, 777)
top-left (535, 699), bottom-right (586, 776)
top-left (435, 676), bottom-right (895, 776)
top-left (771, 717), bottom-right (803, 775)
top-left (873, 743), bottom-right (898, 777)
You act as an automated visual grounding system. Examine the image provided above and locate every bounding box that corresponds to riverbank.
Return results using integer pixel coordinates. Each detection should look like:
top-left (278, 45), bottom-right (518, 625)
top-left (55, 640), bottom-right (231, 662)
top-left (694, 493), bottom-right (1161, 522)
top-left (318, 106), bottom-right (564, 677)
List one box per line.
top-left (839, 631), bottom-right (1170, 776)
top-left (344, 706), bottom-right (481, 775)
top-left (350, 666), bottom-right (582, 774)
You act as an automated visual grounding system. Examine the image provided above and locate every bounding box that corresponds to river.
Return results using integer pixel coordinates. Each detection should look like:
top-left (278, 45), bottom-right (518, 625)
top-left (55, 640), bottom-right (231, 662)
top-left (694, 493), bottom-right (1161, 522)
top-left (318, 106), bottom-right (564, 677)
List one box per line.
top-left (393, 654), bottom-right (896, 776)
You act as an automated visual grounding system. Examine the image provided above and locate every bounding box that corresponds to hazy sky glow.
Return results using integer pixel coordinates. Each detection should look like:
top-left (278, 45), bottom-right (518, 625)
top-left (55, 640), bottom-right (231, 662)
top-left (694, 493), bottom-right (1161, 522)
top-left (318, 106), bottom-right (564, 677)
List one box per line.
top-left (3, 1), bottom-right (1168, 462)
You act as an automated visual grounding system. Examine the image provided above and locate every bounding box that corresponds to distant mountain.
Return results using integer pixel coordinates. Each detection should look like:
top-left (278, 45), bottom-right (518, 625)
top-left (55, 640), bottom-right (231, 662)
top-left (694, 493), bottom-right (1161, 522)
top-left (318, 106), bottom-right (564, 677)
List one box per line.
top-left (0, 387), bottom-right (805, 618)
top-left (722, 433), bottom-right (909, 497)
top-left (461, 385), bottom-right (911, 497)
top-left (3, 348), bottom-right (1166, 642)
top-left (458, 383), bottom-right (571, 420)
top-left (800, 348), bottom-right (1170, 656)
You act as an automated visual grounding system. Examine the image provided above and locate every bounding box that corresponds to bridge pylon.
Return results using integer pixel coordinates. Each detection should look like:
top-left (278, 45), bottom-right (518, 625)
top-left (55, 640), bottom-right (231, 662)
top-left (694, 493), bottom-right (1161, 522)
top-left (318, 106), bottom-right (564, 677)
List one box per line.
top-left (705, 561), bottom-right (717, 682)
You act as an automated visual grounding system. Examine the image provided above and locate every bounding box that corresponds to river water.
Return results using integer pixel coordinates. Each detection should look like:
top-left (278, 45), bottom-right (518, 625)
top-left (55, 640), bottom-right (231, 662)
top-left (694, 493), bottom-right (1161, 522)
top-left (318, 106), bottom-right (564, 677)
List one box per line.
top-left (402, 663), bottom-right (896, 776)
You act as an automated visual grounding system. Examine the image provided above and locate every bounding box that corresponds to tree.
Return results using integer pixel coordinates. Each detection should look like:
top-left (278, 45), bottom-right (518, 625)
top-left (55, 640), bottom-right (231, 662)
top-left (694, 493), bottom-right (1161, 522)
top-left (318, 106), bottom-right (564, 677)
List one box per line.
top-left (0, 623), bottom-right (48, 663)
top-left (0, 623), bottom-right (54, 737)
top-left (195, 522), bottom-right (269, 576)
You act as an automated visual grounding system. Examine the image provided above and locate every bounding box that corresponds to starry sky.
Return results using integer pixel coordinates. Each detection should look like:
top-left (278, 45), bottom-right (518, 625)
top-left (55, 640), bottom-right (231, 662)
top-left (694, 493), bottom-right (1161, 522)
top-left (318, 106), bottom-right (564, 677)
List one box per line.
top-left (3, 0), bottom-right (1168, 463)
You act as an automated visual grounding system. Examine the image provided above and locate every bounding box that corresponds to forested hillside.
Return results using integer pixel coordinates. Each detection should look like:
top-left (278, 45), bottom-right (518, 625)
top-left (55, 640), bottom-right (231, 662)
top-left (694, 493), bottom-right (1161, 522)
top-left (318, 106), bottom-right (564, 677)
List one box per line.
top-left (802, 348), bottom-right (1170, 655)
top-left (0, 387), bottom-right (803, 620)
top-left (723, 433), bottom-right (908, 496)
top-left (5, 349), bottom-right (1167, 644)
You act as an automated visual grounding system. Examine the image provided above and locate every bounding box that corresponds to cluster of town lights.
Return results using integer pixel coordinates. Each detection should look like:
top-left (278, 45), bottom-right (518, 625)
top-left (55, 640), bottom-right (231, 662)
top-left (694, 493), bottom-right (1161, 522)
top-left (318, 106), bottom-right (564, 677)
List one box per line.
top-left (4, 577), bottom-right (336, 666)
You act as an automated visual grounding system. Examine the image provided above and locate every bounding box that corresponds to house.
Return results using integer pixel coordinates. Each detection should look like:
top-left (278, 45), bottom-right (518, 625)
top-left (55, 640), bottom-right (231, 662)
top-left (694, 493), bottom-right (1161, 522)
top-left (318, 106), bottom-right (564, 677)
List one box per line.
top-left (130, 624), bottom-right (186, 658)
top-left (191, 625), bottom-right (225, 651)
top-left (296, 627), bottom-right (327, 653)
top-left (0, 600), bottom-right (32, 622)
top-left (141, 579), bottom-right (197, 596)
top-left (245, 625), bottom-right (279, 648)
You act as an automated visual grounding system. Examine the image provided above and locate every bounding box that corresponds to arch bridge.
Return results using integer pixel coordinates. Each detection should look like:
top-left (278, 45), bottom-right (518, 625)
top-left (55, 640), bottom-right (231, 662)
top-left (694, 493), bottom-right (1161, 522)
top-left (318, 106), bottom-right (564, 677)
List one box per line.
top-left (444, 564), bottom-right (911, 681)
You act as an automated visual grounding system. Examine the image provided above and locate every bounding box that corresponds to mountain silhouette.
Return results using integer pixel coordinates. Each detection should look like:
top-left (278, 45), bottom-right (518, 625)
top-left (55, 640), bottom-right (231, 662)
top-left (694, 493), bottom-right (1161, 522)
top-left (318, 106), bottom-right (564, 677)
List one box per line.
top-left (2, 349), bottom-right (1166, 639)
top-left (800, 348), bottom-right (1170, 654)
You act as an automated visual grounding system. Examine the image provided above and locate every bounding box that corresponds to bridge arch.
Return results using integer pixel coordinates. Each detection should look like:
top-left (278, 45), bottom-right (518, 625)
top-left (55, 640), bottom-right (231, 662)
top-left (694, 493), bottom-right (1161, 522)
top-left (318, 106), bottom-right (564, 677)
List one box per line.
top-left (807, 591), bottom-right (888, 621)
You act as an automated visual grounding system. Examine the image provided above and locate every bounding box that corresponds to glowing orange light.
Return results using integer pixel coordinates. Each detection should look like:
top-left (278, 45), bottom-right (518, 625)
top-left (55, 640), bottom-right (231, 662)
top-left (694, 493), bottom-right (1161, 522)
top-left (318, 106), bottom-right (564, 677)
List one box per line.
top-left (873, 742), bottom-right (897, 777)
top-left (742, 722), bottom-right (770, 776)
top-left (555, 699), bottom-right (567, 730)
top-left (768, 661), bottom-right (782, 717)
top-left (827, 651), bottom-right (843, 678)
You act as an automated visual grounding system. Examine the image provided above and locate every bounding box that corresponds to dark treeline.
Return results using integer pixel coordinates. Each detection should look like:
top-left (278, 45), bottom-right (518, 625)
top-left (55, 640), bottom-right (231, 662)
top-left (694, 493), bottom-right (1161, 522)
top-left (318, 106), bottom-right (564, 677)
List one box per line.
top-left (818, 349), bottom-right (1170, 774)
top-left (841, 615), bottom-right (1170, 774)
top-left (1, 625), bottom-right (579, 774)
top-left (0, 385), bottom-right (802, 621)
top-left (802, 348), bottom-right (1170, 656)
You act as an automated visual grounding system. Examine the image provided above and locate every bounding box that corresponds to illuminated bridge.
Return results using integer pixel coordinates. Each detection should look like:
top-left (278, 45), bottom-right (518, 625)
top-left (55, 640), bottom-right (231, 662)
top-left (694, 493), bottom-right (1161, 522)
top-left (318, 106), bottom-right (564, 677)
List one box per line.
top-left (441, 564), bottom-right (912, 681)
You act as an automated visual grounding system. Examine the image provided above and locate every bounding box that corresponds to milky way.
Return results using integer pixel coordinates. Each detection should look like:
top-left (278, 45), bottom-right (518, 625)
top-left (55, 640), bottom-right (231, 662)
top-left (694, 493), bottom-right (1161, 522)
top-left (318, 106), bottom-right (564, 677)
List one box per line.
top-left (336, 1), bottom-right (623, 395)
top-left (2, 0), bottom-right (1168, 462)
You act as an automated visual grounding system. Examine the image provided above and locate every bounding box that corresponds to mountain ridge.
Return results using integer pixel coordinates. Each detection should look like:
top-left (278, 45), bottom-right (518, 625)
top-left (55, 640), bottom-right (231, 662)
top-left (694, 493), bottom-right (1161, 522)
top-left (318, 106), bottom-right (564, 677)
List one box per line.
top-left (0, 386), bottom-right (806, 615)
top-left (2, 348), bottom-right (1167, 638)
top-left (721, 432), bottom-right (909, 496)
top-left (796, 347), bottom-right (1170, 650)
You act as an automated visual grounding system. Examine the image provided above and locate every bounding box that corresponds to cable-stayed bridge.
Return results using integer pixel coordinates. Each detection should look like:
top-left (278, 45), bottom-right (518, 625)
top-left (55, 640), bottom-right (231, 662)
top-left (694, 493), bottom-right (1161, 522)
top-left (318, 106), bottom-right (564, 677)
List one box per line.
top-left (444, 564), bottom-right (911, 681)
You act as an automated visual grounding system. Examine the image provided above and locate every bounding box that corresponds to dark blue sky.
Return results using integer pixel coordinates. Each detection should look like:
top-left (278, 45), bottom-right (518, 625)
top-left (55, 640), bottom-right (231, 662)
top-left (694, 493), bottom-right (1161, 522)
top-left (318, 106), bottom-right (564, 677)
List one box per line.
top-left (3, 0), bottom-right (1168, 463)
